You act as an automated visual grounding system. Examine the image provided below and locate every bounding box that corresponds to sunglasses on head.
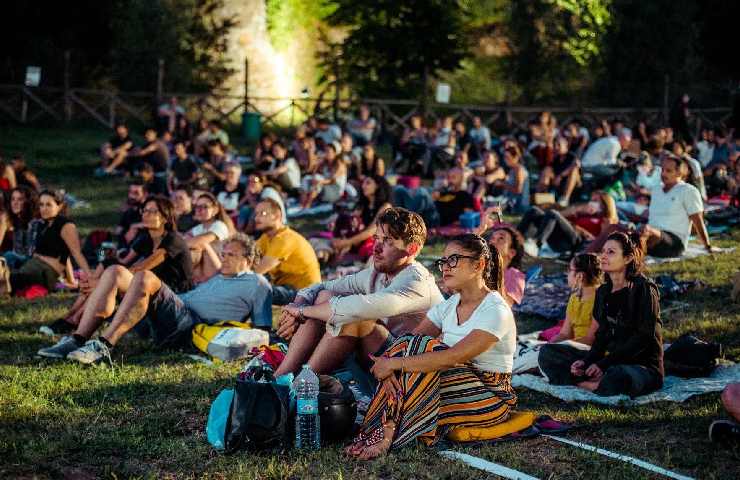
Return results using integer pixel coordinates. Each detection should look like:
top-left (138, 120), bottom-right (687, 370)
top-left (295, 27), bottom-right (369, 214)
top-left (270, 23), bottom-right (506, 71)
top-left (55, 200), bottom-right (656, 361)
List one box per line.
top-left (435, 254), bottom-right (478, 272)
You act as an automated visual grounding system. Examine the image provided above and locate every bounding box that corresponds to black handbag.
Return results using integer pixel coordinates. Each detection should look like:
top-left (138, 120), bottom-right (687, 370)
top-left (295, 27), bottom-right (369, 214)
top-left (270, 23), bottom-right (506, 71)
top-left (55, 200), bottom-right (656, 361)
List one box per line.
top-left (224, 379), bottom-right (291, 452)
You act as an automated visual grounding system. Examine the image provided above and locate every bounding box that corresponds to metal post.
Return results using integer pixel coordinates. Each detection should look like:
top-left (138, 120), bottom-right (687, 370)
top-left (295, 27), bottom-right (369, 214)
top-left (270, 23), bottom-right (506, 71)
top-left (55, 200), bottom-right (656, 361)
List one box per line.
top-left (64, 50), bottom-right (72, 122)
top-left (244, 57), bottom-right (249, 111)
top-left (21, 91), bottom-right (28, 123)
top-left (156, 58), bottom-right (165, 103)
top-left (663, 74), bottom-right (670, 123)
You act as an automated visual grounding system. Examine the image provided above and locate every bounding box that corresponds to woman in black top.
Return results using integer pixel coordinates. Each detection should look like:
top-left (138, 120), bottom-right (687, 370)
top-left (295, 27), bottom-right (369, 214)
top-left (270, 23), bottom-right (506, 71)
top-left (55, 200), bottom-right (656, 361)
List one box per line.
top-left (38, 196), bottom-right (193, 335)
top-left (349, 144), bottom-right (385, 185)
top-left (538, 231), bottom-right (664, 397)
top-left (3, 190), bottom-right (90, 294)
top-left (37, 196), bottom-right (196, 360)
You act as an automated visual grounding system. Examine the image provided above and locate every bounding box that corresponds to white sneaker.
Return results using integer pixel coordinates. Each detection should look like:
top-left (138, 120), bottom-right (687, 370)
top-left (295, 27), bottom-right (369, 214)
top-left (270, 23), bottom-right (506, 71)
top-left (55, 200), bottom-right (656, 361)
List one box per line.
top-left (558, 198), bottom-right (569, 208)
top-left (538, 243), bottom-right (560, 259)
top-left (67, 339), bottom-right (112, 365)
top-left (523, 238), bottom-right (539, 258)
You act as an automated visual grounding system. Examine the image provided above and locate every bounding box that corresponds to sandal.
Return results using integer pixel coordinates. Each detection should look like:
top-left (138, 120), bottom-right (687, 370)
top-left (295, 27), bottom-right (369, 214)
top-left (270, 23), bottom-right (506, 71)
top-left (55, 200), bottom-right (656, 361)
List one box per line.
top-left (353, 420), bottom-right (396, 461)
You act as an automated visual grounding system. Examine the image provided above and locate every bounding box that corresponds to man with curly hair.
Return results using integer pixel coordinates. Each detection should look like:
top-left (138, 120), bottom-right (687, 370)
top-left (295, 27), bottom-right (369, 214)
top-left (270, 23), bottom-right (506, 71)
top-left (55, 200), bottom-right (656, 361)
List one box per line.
top-left (275, 207), bottom-right (443, 376)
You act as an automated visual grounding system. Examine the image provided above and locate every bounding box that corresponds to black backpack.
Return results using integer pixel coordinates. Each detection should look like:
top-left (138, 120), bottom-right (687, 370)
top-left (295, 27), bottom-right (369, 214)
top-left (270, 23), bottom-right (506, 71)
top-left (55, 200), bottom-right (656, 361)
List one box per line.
top-left (664, 334), bottom-right (722, 378)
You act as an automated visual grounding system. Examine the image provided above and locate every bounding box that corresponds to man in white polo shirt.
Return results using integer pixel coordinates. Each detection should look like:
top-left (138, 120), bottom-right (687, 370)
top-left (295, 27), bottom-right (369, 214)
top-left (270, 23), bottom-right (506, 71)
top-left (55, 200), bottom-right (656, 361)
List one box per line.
top-left (640, 154), bottom-right (715, 257)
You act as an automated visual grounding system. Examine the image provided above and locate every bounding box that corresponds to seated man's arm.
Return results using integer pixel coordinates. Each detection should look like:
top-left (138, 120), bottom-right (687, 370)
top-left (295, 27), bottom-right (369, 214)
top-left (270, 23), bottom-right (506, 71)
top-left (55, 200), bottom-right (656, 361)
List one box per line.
top-left (310, 270), bottom-right (436, 330)
top-left (253, 255), bottom-right (281, 275)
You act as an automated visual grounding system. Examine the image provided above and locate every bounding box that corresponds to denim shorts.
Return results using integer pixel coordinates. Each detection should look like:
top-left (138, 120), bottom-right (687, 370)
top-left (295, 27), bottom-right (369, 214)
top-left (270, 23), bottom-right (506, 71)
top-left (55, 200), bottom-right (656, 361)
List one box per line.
top-left (136, 283), bottom-right (199, 347)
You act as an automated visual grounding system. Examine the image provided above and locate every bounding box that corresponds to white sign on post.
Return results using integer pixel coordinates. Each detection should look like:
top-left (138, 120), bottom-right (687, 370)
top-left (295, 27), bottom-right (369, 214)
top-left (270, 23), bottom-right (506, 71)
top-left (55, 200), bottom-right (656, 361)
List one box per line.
top-left (25, 66), bottom-right (41, 87)
top-left (435, 83), bottom-right (451, 103)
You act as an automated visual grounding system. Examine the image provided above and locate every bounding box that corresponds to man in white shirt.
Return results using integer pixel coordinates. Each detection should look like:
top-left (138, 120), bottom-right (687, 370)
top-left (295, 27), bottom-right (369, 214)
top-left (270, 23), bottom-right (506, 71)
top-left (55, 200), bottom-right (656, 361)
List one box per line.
top-left (581, 129), bottom-right (632, 167)
top-left (274, 207), bottom-right (444, 376)
top-left (640, 155), bottom-right (715, 257)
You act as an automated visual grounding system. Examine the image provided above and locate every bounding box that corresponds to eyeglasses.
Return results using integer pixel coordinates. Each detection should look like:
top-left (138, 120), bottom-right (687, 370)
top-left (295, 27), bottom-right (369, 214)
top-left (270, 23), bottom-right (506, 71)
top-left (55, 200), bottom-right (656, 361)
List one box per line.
top-left (255, 210), bottom-right (271, 217)
top-left (142, 208), bottom-right (160, 215)
top-left (435, 254), bottom-right (479, 272)
top-left (194, 203), bottom-right (213, 211)
top-left (222, 250), bottom-right (244, 259)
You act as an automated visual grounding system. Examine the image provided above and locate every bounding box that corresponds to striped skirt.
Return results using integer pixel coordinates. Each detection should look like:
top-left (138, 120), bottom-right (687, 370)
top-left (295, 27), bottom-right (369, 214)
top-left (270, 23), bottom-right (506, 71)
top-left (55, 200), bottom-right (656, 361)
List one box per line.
top-left (358, 334), bottom-right (517, 449)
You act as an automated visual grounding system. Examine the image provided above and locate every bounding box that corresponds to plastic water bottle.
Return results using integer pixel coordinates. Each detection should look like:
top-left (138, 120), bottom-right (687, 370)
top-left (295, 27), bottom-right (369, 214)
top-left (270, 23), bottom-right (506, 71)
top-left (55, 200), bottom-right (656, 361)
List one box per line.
top-left (293, 364), bottom-right (320, 449)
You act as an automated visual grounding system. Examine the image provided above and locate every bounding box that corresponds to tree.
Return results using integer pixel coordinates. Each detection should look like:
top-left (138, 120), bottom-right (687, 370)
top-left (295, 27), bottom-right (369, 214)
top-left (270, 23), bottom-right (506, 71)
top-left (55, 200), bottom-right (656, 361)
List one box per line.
top-left (320, 0), bottom-right (471, 103)
top-left (110, 0), bottom-right (237, 93)
top-left (504, 0), bottom-right (611, 104)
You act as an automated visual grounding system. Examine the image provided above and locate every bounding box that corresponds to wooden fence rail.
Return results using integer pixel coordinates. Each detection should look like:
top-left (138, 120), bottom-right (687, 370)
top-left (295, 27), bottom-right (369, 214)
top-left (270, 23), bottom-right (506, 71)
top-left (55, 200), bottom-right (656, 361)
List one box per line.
top-left (0, 84), bottom-right (732, 138)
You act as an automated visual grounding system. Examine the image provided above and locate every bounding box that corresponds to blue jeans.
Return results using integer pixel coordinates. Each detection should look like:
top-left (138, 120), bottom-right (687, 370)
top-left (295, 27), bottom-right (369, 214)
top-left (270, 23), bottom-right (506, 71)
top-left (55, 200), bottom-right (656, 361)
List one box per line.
top-left (2, 251), bottom-right (30, 269)
top-left (392, 186), bottom-right (440, 227)
top-left (272, 284), bottom-right (298, 306)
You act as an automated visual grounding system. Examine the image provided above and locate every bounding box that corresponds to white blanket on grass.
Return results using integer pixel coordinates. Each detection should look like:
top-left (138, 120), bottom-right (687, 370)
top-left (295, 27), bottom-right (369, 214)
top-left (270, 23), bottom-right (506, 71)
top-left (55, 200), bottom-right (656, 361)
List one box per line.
top-left (645, 244), bottom-right (734, 265)
top-left (513, 362), bottom-right (740, 406)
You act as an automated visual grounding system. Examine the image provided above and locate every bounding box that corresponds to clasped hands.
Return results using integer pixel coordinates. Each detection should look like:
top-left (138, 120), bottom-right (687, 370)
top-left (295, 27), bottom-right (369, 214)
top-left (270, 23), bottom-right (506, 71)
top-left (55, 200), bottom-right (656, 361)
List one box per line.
top-left (570, 360), bottom-right (603, 381)
top-left (277, 303), bottom-right (303, 340)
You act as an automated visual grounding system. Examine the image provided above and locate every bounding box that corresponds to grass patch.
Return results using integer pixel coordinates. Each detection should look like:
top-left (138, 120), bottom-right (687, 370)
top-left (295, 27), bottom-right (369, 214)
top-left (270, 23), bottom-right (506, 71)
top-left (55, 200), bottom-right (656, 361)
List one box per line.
top-left (1, 126), bottom-right (739, 478)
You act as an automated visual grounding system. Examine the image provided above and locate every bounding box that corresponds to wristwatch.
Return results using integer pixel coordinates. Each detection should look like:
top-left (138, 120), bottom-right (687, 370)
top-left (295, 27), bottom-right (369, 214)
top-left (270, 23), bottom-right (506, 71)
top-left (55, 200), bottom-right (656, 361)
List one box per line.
top-left (297, 305), bottom-right (306, 324)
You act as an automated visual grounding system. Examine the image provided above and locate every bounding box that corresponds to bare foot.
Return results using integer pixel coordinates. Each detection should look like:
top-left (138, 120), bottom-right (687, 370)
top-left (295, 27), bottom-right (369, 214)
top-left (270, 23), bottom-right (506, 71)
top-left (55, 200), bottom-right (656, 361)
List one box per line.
top-left (576, 379), bottom-right (600, 391)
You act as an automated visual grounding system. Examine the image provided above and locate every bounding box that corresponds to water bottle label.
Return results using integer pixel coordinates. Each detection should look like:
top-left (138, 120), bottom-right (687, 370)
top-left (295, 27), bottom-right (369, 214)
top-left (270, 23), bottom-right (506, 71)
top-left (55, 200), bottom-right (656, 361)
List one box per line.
top-left (297, 398), bottom-right (318, 415)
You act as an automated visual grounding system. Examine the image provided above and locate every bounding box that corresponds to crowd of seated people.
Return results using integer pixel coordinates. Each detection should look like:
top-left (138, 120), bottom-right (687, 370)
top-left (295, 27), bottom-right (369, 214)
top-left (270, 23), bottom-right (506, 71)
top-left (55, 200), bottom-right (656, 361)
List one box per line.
top-left (3, 99), bottom-right (739, 460)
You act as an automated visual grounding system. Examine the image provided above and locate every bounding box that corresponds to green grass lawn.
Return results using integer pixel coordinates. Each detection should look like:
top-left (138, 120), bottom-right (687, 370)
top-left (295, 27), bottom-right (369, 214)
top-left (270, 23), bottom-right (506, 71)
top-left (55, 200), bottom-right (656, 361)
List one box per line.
top-left (1, 126), bottom-right (739, 479)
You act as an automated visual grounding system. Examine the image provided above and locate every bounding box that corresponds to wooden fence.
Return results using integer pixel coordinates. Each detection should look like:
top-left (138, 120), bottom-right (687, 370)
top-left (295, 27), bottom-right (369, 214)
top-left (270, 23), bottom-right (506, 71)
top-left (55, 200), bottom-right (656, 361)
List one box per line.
top-left (0, 84), bottom-right (732, 138)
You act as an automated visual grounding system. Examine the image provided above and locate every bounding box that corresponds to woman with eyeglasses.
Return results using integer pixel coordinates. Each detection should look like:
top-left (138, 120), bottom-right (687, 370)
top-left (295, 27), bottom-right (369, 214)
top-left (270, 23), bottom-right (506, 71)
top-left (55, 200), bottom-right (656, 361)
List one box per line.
top-left (1, 189), bottom-right (90, 296)
top-left (538, 231), bottom-right (663, 397)
top-left (346, 233), bottom-right (517, 460)
top-left (37, 195), bottom-right (194, 360)
top-left (186, 192), bottom-right (234, 283)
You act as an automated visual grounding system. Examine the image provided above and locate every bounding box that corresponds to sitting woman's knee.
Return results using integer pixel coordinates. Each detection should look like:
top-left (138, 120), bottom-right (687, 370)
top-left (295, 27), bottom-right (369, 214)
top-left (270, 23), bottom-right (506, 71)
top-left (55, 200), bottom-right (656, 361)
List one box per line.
top-left (132, 270), bottom-right (161, 293)
top-left (104, 264), bottom-right (129, 278)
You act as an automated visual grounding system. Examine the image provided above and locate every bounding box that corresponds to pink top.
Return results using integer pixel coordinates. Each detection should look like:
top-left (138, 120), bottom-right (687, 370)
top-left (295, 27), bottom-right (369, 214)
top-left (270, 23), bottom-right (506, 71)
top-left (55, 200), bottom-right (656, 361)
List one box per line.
top-left (504, 267), bottom-right (525, 305)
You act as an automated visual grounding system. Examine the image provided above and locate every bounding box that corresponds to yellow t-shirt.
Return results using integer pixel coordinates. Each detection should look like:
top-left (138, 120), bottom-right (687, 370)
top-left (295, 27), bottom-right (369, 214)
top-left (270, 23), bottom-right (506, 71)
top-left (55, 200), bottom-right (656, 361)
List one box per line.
top-left (565, 293), bottom-right (595, 339)
top-left (256, 227), bottom-right (321, 289)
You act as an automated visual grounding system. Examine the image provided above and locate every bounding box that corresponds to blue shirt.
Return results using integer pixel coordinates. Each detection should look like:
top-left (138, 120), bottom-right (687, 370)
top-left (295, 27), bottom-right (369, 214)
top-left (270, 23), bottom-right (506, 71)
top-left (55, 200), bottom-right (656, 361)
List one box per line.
top-left (179, 271), bottom-right (273, 328)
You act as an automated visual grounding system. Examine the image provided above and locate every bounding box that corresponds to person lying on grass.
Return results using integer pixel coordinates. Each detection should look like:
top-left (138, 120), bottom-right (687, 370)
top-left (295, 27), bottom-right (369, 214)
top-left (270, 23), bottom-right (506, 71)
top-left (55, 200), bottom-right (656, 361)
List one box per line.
top-left (538, 231), bottom-right (664, 397)
top-left (346, 233), bottom-right (517, 460)
top-left (274, 207), bottom-right (443, 378)
top-left (38, 231), bottom-right (271, 365)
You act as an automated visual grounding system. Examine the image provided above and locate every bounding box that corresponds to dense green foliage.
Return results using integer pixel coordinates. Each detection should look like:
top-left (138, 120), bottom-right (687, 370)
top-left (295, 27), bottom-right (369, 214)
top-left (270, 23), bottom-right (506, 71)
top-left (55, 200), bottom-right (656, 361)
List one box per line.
top-left (321, 0), bottom-right (472, 100)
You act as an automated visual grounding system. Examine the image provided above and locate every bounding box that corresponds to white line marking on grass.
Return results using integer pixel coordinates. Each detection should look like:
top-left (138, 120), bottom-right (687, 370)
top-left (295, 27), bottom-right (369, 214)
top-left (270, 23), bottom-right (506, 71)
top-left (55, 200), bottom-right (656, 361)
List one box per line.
top-left (544, 435), bottom-right (695, 480)
top-left (439, 450), bottom-right (540, 480)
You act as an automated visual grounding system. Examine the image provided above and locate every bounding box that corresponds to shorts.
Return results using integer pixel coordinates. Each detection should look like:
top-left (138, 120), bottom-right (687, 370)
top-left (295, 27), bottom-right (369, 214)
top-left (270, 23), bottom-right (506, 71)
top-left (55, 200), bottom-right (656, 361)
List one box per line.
top-left (136, 283), bottom-right (199, 347)
top-left (648, 229), bottom-right (684, 258)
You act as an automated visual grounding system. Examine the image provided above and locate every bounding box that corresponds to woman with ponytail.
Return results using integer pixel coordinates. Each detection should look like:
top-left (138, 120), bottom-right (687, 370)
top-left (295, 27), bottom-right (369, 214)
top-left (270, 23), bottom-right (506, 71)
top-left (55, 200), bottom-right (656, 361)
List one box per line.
top-left (539, 230), bottom-right (664, 397)
top-left (347, 233), bottom-right (517, 460)
top-left (186, 191), bottom-right (234, 283)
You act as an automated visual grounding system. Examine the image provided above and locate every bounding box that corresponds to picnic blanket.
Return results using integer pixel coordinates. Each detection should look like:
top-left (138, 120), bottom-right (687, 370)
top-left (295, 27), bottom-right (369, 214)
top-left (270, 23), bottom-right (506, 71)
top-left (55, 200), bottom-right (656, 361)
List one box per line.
top-left (512, 362), bottom-right (740, 406)
top-left (645, 243), bottom-right (735, 265)
top-left (513, 274), bottom-right (570, 320)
